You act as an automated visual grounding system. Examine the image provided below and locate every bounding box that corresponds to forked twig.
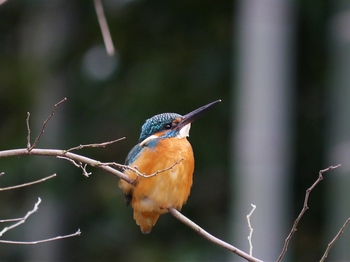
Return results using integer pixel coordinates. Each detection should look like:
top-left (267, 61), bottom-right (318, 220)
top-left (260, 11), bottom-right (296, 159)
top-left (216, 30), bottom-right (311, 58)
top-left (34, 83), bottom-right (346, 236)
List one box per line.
top-left (0, 198), bottom-right (42, 237)
top-left (320, 217), bottom-right (350, 262)
top-left (247, 204), bottom-right (256, 256)
top-left (0, 174), bottom-right (56, 191)
top-left (27, 98), bottom-right (67, 152)
top-left (57, 156), bottom-right (92, 177)
top-left (276, 164), bottom-right (342, 262)
top-left (0, 198), bottom-right (80, 245)
top-left (94, 0), bottom-right (115, 56)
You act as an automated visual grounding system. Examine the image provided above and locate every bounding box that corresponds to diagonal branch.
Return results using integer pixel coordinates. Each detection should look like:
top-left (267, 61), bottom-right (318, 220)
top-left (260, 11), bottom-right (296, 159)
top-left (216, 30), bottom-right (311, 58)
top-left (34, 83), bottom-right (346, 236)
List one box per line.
top-left (94, 0), bottom-right (115, 56)
top-left (320, 217), bottom-right (350, 262)
top-left (168, 208), bottom-right (263, 262)
top-left (276, 164), bottom-right (342, 262)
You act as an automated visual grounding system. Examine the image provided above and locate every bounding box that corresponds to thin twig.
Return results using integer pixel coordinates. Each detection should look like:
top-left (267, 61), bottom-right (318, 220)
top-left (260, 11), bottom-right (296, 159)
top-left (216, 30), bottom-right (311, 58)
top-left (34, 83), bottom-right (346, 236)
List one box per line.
top-left (0, 174), bottom-right (56, 191)
top-left (26, 112), bottom-right (31, 149)
top-left (28, 98), bottom-right (67, 152)
top-left (247, 204), bottom-right (256, 256)
top-left (0, 218), bottom-right (23, 223)
top-left (276, 164), bottom-right (342, 262)
top-left (0, 229), bottom-right (81, 245)
top-left (94, 0), bottom-right (115, 56)
top-left (57, 156), bottom-right (92, 177)
top-left (168, 208), bottom-right (263, 262)
top-left (0, 198), bottom-right (41, 237)
top-left (320, 217), bottom-right (350, 262)
top-left (65, 137), bottom-right (125, 152)
top-left (101, 158), bottom-right (184, 180)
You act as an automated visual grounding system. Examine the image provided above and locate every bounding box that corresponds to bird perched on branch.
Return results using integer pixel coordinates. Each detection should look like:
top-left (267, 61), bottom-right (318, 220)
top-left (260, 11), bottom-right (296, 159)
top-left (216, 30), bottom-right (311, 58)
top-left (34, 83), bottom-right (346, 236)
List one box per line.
top-left (118, 100), bottom-right (221, 233)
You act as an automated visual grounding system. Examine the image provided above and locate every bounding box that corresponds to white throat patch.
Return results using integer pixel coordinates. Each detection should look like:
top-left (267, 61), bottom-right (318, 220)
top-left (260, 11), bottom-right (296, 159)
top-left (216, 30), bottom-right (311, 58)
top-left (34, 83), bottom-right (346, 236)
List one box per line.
top-left (177, 123), bottom-right (191, 139)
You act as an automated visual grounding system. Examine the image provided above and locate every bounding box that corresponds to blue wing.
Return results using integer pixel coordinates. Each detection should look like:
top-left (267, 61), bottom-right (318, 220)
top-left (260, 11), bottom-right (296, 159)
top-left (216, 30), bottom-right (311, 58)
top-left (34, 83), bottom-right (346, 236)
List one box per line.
top-left (125, 143), bottom-right (144, 165)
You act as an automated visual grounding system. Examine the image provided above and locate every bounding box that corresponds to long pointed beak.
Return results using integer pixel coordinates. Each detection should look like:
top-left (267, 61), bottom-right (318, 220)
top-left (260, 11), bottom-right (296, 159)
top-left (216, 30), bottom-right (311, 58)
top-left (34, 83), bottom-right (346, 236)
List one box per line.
top-left (176, 99), bottom-right (221, 130)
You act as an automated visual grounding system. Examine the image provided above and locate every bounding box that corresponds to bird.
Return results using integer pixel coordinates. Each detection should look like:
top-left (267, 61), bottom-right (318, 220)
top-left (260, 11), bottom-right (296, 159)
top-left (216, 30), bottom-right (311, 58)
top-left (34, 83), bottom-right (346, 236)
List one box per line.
top-left (118, 100), bottom-right (221, 233)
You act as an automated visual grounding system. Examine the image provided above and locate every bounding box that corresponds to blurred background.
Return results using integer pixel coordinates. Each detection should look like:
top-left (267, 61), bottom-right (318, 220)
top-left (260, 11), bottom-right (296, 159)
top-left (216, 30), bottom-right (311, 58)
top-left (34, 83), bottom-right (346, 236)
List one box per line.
top-left (0, 0), bottom-right (349, 261)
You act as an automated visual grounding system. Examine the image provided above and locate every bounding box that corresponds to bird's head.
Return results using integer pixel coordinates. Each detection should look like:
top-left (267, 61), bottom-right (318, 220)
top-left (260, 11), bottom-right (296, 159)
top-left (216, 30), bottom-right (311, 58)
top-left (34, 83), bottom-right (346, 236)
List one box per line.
top-left (138, 100), bottom-right (221, 146)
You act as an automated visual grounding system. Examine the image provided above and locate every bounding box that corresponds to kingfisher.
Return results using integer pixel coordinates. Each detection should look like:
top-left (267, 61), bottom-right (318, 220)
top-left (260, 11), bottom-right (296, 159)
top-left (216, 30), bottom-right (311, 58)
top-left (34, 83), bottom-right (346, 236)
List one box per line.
top-left (118, 100), bottom-right (221, 233)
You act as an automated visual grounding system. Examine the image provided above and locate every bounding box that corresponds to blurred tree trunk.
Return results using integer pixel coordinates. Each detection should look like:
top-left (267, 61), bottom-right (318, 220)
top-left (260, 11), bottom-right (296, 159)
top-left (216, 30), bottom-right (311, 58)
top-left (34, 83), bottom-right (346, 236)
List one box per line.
top-left (19, 2), bottom-right (70, 261)
top-left (230, 0), bottom-right (295, 260)
top-left (326, 5), bottom-right (350, 260)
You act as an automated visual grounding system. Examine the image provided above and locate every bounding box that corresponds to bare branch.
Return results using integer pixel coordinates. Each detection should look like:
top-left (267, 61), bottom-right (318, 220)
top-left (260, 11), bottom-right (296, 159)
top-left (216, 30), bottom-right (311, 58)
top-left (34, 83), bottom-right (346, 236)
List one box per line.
top-left (320, 217), bottom-right (350, 262)
top-left (168, 208), bottom-right (263, 262)
top-left (0, 174), bottom-right (56, 192)
top-left (65, 137), bottom-right (125, 152)
top-left (0, 229), bottom-right (81, 245)
top-left (94, 0), bottom-right (115, 56)
top-left (0, 148), bottom-right (132, 183)
top-left (247, 204), bottom-right (256, 256)
top-left (0, 0), bottom-right (8, 6)
top-left (0, 198), bottom-right (41, 237)
top-left (28, 98), bottom-right (67, 152)
top-left (276, 164), bottom-right (342, 262)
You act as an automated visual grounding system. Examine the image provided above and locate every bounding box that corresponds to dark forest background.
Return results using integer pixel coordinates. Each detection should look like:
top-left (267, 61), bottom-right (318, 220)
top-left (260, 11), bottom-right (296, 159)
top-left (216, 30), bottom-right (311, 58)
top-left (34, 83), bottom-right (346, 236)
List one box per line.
top-left (0, 0), bottom-right (349, 261)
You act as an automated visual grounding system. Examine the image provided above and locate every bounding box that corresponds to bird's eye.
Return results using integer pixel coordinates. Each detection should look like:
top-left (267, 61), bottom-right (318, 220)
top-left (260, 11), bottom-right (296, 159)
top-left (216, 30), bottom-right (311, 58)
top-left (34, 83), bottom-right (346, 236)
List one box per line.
top-left (164, 123), bottom-right (172, 129)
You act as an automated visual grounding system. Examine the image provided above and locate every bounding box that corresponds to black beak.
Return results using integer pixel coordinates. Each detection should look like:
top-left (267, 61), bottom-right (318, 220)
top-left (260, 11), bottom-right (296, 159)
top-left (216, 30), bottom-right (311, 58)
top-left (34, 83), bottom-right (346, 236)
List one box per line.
top-left (176, 100), bottom-right (221, 130)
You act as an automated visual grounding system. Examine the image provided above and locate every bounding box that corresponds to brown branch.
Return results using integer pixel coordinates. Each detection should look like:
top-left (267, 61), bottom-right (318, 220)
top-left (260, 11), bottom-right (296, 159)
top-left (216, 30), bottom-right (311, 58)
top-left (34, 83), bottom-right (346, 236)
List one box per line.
top-left (94, 0), bottom-right (115, 56)
top-left (27, 98), bottom-right (67, 152)
top-left (320, 217), bottom-right (350, 262)
top-left (0, 229), bottom-right (81, 245)
top-left (0, 148), bottom-right (132, 183)
top-left (276, 164), bottom-right (342, 262)
top-left (0, 174), bottom-right (56, 192)
top-left (168, 208), bottom-right (263, 262)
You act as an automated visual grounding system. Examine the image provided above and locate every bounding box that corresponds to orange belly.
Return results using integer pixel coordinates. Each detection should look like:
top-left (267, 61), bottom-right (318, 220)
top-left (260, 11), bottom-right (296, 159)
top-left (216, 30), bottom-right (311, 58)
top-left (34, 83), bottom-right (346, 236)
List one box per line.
top-left (118, 137), bottom-right (194, 233)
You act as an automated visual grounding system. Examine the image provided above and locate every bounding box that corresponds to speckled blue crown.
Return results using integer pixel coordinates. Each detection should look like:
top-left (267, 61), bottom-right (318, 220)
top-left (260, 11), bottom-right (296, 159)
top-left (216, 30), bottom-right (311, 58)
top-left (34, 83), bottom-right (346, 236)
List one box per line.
top-left (138, 113), bottom-right (182, 143)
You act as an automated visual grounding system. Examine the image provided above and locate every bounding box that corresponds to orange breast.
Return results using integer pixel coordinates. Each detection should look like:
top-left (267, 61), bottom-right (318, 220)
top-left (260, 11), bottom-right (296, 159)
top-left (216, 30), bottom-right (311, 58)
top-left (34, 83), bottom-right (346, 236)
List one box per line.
top-left (118, 137), bottom-right (194, 233)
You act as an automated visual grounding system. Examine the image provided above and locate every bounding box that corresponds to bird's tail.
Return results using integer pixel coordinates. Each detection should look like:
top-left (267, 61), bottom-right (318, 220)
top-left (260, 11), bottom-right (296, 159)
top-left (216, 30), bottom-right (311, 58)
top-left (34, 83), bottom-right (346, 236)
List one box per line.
top-left (133, 210), bottom-right (160, 234)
